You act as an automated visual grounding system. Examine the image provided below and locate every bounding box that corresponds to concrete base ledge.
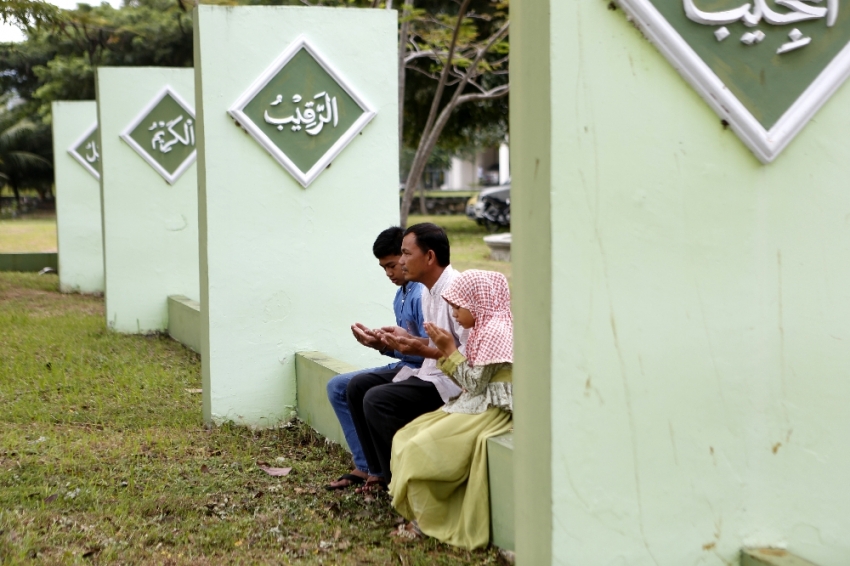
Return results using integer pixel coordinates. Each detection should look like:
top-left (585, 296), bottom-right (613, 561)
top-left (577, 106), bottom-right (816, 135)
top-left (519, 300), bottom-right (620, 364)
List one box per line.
top-left (167, 295), bottom-right (201, 353)
top-left (295, 352), bottom-right (355, 449)
top-left (487, 432), bottom-right (514, 550)
top-left (483, 233), bottom-right (511, 262)
top-left (294, 351), bottom-right (514, 551)
top-left (742, 548), bottom-right (820, 566)
top-left (0, 252), bottom-right (58, 272)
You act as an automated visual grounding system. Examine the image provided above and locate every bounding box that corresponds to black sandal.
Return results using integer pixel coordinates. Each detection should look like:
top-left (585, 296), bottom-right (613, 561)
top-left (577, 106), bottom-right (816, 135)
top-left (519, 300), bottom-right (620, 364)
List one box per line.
top-left (324, 473), bottom-right (366, 491)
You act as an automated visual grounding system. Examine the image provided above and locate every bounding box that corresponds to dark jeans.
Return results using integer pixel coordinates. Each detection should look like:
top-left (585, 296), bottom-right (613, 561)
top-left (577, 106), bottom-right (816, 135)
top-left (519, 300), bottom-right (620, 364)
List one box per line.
top-left (346, 367), bottom-right (443, 482)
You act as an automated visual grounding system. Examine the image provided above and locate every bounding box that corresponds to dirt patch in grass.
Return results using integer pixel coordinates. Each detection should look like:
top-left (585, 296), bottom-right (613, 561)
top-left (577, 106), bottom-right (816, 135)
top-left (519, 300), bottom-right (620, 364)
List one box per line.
top-left (0, 276), bottom-right (103, 318)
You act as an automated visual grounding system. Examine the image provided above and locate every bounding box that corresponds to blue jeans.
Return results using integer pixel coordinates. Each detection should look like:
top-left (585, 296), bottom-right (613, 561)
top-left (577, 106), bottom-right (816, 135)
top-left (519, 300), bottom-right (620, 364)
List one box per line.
top-left (327, 363), bottom-right (400, 475)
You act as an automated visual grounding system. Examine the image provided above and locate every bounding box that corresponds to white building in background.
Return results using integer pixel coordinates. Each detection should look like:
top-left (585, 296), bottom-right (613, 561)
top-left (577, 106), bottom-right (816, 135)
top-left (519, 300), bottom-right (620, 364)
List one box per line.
top-left (441, 141), bottom-right (510, 190)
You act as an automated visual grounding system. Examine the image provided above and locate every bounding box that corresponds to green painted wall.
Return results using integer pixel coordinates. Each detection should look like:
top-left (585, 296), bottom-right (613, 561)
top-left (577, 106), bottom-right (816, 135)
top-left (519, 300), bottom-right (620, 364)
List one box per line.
top-left (194, 6), bottom-right (398, 426)
top-left (52, 101), bottom-right (104, 294)
top-left (510, 0), bottom-right (553, 563)
top-left (513, 0), bottom-right (850, 564)
top-left (96, 68), bottom-right (200, 333)
top-left (0, 253), bottom-right (58, 272)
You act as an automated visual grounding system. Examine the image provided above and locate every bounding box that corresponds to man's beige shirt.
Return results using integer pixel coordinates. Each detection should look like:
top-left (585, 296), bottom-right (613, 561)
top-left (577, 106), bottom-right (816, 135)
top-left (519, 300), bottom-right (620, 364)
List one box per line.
top-left (392, 265), bottom-right (469, 402)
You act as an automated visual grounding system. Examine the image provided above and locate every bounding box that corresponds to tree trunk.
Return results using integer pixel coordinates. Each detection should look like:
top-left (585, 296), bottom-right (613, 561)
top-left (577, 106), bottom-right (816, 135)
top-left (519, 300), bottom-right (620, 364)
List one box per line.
top-left (398, 0), bottom-right (412, 156)
top-left (11, 181), bottom-right (20, 209)
top-left (400, 102), bottom-right (452, 227)
top-left (399, 0), bottom-right (472, 228)
top-left (398, 0), bottom-right (413, 224)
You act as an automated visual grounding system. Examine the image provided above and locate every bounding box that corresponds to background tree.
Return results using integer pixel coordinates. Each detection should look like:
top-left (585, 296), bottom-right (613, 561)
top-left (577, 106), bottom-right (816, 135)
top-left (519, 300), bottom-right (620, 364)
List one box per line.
top-left (0, 0), bottom-right (194, 198)
top-left (398, 0), bottom-right (508, 225)
top-left (0, 110), bottom-right (52, 206)
top-left (1, 0), bottom-right (508, 220)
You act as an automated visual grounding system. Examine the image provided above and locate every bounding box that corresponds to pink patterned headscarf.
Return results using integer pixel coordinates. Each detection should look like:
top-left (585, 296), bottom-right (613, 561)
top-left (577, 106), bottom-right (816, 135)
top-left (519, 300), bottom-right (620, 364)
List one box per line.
top-left (442, 270), bottom-right (513, 366)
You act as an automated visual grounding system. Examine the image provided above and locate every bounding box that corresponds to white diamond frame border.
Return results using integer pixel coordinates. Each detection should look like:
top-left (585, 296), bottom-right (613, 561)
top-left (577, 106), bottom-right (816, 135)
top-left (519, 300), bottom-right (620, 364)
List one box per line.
top-left (617, 0), bottom-right (850, 163)
top-left (67, 121), bottom-right (100, 181)
top-left (228, 35), bottom-right (378, 188)
top-left (119, 85), bottom-right (197, 185)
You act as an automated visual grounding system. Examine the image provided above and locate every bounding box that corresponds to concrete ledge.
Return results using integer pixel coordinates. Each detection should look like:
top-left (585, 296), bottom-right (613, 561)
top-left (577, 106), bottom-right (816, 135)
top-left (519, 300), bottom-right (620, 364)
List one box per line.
top-left (294, 352), bottom-right (356, 449)
top-left (483, 233), bottom-right (511, 262)
top-left (487, 432), bottom-right (514, 551)
top-left (294, 350), bottom-right (514, 550)
top-left (742, 549), bottom-right (820, 566)
top-left (0, 252), bottom-right (58, 272)
top-left (167, 295), bottom-right (201, 353)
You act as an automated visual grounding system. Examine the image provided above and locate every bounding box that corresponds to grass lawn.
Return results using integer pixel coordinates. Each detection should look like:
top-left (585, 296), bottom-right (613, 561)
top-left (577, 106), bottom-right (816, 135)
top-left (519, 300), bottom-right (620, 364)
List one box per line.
top-left (0, 214), bottom-right (512, 562)
top-left (0, 277), bottom-right (507, 565)
top-left (0, 217), bottom-right (58, 253)
top-left (407, 215), bottom-right (510, 282)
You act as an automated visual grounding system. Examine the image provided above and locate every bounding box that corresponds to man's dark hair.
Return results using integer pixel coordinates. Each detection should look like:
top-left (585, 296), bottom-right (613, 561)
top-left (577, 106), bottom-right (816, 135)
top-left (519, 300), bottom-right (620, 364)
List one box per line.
top-left (403, 223), bottom-right (450, 267)
top-left (373, 226), bottom-right (405, 259)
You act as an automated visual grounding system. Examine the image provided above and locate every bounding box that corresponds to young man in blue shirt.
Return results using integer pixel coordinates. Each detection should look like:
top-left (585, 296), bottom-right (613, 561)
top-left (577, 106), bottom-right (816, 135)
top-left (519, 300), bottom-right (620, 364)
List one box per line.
top-left (324, 227), bottom-right (426, 490)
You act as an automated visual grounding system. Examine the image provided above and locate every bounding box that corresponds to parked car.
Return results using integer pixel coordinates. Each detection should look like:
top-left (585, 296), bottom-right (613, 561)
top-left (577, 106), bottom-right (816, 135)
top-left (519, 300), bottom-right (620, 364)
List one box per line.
top-left (466, 185), bottom-right (510, 232)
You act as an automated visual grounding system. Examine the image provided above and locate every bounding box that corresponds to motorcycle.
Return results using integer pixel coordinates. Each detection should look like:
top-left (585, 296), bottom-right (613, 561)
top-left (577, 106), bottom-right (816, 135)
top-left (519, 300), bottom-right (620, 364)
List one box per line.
top-left (479, 193), bottom-right (510, 233)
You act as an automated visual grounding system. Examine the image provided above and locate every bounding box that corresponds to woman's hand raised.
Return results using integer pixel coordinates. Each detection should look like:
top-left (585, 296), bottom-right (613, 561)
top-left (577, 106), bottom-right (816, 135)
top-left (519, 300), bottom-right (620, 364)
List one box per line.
top-left (424, 322), bottom-right (457, 358)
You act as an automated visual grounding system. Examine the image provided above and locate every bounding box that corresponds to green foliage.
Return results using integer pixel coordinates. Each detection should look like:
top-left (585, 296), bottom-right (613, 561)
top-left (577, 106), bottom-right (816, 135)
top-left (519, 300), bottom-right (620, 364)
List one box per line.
top-left (32, 55), bottom-right (95, 118)
top-left (0, 0), bottom-right (509, 194)
top-left (0, 0), bottom-right (60, 31)
top-left (402, 0), bottom-right (510, 153)
top-left (4, 0), bottom-right (194, 118)
top-left (0, 0), bottom-right (194, 191)
top-left (0, 109), bottom-right (52, 202)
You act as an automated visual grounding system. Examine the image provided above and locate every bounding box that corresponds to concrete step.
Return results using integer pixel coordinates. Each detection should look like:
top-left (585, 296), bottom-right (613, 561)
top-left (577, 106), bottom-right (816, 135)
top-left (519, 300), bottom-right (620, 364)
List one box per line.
top-left (167, 295), bottom-right (201, 353)
top-left (742, 548), bottom-right (820, 566)
top-left (487, 431), bottom-right (514, 550)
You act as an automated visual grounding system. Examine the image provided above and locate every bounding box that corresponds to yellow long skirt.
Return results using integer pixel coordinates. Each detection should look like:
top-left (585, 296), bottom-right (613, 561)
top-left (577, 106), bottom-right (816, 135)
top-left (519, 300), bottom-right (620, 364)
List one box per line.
top-left (389, 407), bottom-right (513, 550)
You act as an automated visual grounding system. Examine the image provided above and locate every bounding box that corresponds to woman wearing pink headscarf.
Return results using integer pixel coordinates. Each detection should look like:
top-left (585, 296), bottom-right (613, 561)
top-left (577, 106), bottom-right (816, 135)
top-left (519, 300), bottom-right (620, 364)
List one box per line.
top-left (389, 269), bottom-right (513, 550)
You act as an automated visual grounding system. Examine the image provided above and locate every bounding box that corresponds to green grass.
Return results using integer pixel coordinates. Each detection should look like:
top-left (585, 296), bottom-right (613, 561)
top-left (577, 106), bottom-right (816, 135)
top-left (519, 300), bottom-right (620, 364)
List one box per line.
top-left (408, 214), bottom-right (511, 282)
top-left (0, 273), bottom-right (507, 564)
top-left (0, 218), bottom-right (58, 253)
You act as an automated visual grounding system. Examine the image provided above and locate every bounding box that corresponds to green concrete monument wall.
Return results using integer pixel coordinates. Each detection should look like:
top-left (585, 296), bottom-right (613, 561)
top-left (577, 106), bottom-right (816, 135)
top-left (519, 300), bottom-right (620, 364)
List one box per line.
top-left (96, 68), bottom-right (199, 333)
top-left (52, 101), bottom-right (104, 294)
top-left (193, 6), bottom-right (398, 425)
top-left (512, 1), bottom-right (850, 564)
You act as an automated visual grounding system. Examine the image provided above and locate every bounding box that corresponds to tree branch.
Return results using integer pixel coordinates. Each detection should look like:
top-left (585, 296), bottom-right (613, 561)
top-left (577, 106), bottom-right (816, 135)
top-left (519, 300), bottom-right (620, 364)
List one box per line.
top-left (400, 19), bottom-right (509, 226)
top-left (418, 0), bottom-right (471, 151)
top-left (404, 50), bottom-right (442, 64)
top-left (456, 84), bottom-right (509, 104)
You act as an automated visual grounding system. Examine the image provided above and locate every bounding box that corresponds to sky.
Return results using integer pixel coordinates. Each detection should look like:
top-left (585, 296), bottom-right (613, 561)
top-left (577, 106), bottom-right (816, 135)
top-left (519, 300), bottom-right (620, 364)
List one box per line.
top-left (0, 0), bottom-right (123, 43)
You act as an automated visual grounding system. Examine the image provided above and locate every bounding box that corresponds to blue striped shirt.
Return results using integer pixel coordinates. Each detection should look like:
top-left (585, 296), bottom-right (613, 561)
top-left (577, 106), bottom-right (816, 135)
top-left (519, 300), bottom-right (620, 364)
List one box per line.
top-left (388, 282), bottom-right (426, 368)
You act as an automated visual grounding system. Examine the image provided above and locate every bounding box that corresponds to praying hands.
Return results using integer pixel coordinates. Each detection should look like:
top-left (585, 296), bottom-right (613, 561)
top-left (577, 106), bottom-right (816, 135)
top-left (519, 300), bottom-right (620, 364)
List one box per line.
top-left (351, 322), bottom-right (384, 351)
top-left (424, 322), bottom-right (457, 358)
top-left (376, 326), bottom-right (440, 359)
